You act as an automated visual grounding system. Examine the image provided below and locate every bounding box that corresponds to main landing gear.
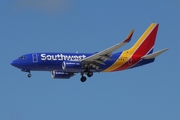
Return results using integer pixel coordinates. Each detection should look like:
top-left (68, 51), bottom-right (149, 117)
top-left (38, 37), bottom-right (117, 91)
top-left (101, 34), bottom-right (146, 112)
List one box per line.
top-left (87, 71), bottom-right (93, 77)
top-left (80, 71), bottom-right (93, 82)
top-left (80, 75), bottom-right (86, 82)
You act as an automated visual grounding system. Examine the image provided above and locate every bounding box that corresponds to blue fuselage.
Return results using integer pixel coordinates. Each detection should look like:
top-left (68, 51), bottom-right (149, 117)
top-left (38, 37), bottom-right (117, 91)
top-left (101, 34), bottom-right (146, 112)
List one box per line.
top-left (11, 52), bottom-right (155, 73)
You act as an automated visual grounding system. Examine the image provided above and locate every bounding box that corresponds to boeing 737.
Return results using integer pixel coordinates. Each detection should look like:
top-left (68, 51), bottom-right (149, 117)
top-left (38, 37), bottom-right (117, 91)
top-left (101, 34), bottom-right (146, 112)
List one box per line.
top-left (11, 23), bottom-right (168, 82)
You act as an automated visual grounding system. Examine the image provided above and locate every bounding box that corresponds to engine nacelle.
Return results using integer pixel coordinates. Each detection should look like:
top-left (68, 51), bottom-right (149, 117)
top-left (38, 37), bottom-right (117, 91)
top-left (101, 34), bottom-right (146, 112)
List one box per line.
top-left (62, 61), bottom-right (82, 71)
top-left (51, 71), bottom-right (74, 79)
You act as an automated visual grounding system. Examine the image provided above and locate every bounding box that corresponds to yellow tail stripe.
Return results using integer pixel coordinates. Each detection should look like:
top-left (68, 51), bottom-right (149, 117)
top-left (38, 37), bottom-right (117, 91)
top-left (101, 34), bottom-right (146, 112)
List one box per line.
top-left (103, 51), bottom-right (130, 72)
top-left (128, 23), bottom-right (157, 53)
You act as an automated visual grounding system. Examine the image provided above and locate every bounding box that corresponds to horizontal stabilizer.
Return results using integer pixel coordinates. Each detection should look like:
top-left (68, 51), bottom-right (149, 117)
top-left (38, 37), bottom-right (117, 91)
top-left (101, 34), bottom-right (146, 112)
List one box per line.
top-left (142, 48), bottom-right (168, 59)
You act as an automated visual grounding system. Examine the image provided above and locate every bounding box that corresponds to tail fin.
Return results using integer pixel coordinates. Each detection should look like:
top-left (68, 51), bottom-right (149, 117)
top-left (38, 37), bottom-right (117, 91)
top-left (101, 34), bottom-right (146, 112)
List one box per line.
top-left (128, 23), bottom-right (159, 56)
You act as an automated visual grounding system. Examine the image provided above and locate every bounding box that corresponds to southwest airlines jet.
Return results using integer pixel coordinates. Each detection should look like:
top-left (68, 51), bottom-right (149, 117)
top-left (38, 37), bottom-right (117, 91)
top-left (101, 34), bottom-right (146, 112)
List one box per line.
top-left (11, 23), bottom-right (168, 82)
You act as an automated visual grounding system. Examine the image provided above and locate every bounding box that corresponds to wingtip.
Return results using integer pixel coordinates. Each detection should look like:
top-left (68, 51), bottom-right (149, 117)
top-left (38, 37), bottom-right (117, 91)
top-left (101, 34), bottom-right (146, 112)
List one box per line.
top-left (163, 48), bottom-right (169, 51)
top-left (124, 29), bottom-right (134, 43)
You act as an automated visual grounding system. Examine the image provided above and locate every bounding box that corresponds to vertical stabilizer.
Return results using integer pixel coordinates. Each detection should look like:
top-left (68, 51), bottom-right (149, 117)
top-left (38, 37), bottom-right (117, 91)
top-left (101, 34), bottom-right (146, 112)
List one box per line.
top-left (128, 23), bottom-right (159, 55)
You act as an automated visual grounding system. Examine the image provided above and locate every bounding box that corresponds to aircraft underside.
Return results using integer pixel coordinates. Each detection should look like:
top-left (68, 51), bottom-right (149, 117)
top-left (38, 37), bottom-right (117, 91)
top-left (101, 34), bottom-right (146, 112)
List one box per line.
top-left (20, 58), bottom-right (155, 82)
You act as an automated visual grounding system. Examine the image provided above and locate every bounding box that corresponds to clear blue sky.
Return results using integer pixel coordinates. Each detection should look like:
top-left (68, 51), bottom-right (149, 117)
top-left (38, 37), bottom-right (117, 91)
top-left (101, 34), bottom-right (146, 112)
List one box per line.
top-left (0, 0), bottom-right (179, 120)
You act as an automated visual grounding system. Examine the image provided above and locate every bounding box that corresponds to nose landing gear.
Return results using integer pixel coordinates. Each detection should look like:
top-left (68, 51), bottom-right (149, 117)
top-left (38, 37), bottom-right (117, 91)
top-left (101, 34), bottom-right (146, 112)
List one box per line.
top-left (28, 73), bottom-right (32, 78)
top-left (21, 69), bottom-right (32, 78)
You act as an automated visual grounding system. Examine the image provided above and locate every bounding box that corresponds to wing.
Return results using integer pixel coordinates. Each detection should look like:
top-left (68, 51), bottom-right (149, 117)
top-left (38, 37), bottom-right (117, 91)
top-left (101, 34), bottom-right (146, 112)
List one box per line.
top-left (81, 29), bottom-right (134, 68)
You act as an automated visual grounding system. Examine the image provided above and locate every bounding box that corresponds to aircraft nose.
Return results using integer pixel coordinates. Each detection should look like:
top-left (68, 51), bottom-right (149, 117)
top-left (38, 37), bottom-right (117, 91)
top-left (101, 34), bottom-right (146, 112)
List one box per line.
top-left (11, 60), bottom-right (19, 67)
top-left (11, 61), bottom-right (15, 66)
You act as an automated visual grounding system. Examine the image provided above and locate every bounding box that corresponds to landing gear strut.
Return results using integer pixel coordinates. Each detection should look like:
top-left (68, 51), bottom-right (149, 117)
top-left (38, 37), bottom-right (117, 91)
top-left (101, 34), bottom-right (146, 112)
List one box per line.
top-left (80, 72), bottom-right (86, 82)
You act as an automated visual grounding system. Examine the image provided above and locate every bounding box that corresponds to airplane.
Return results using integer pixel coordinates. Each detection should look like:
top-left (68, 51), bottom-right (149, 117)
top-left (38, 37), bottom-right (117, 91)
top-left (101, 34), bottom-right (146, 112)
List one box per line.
top-left (11, 23), bottom-right (168, 82)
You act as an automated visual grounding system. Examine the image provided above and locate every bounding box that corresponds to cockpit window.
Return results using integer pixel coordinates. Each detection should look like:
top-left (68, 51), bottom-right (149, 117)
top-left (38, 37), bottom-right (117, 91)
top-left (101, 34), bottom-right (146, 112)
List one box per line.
top-left (19, 56), bottom-right (26, 59)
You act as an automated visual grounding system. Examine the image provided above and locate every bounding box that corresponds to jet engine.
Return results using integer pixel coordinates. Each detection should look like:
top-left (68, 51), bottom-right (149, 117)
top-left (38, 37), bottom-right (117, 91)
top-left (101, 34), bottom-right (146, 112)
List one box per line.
top-left (51, 71), bottom-right (74, 79)
top-left (62, 61), bottom-right (82, 71)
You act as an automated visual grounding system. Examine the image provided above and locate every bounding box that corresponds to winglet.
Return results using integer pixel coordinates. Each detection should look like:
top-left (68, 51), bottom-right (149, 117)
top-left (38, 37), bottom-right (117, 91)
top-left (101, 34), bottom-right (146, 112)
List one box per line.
top-left (142, 48), bottom-right (169, 59)
top-left (123, 29), bottom-right (134, 43)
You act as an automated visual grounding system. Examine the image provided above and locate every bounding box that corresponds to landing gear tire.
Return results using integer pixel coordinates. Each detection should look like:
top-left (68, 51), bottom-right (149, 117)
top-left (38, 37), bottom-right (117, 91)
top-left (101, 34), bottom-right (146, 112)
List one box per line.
top-left (28, 73), bottom-right (32, 78)
top-left (87, 71), bottom-right (93, 77)
top-left (80, 76), bottom-right (87, 82)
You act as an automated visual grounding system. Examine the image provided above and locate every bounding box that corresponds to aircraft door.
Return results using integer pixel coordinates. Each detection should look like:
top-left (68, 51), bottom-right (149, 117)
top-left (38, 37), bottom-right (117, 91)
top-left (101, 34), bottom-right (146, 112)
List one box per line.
top-left (32, 54), bottom-right (38, 63)
top-left (128, 57), bottom-right (132, 65)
